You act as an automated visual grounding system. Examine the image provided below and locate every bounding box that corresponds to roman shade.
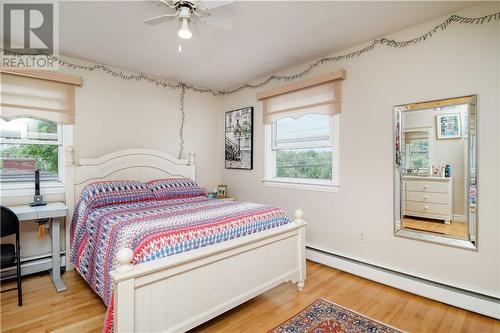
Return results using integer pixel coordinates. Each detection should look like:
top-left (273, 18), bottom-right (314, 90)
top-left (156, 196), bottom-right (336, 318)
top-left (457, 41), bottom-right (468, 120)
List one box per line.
top-left (0, 71), bottom-right (81, 124)
top-left (404, 130), bottom-right (429, 143)
top-left (257, 69), bottom-right (345, 124)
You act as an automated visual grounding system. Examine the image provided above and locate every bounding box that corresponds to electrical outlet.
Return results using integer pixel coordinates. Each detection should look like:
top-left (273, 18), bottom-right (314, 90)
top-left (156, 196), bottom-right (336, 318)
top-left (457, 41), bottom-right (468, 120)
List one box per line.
top-left (359, 232), bottom-right (365, 242)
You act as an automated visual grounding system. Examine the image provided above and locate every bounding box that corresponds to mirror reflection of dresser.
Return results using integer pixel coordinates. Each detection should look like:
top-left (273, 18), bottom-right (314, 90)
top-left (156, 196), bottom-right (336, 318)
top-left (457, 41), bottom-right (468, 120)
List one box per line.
top-left (402, 176), bottom-right (452, 224)
top-left (394, 95), bottom-right (477, 250)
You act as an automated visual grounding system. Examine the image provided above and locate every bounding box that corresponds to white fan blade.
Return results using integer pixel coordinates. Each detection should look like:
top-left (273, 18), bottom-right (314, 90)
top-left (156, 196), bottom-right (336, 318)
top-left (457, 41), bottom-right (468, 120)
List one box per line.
top-left (204, 14), bottom-right (234, 30)
top-left (202, 1), bottom-right (234, 10)
top-left (152, 0), bottom-right (177, 10)
top-left (143, 13), bottom-right (178, 25)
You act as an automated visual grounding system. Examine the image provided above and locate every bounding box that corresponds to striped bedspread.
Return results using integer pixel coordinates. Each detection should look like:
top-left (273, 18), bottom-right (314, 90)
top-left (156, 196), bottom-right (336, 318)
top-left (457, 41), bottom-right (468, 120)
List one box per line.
top-left (69, 195), bottom-right (291, 331)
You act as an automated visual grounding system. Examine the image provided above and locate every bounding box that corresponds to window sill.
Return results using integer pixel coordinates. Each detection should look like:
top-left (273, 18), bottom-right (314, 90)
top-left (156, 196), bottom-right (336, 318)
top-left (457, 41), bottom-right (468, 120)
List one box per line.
top-left (0, 182), bottom-right (65, 197)
top-left (262, 178), bottom-right (339, 193)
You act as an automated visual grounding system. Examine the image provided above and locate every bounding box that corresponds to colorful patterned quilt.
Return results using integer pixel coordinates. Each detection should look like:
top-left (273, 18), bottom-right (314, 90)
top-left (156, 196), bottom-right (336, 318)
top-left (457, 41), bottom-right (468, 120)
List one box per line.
top-left (70, 195), bottom-right (292, 331)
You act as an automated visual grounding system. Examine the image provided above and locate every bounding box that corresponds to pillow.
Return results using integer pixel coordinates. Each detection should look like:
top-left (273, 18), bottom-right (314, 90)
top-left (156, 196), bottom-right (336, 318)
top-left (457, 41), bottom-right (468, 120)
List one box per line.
top-left (147, 177), bottom-right (205, 200)
top-left (79, 180), bottom-right (155, 209)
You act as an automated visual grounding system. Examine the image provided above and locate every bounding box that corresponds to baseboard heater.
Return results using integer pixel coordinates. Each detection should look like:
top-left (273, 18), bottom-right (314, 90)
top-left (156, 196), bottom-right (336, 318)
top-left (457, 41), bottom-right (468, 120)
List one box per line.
top-left (0, 251), bottom-right (66, 280)
top-left (306, 246), bottom-right (500, 319)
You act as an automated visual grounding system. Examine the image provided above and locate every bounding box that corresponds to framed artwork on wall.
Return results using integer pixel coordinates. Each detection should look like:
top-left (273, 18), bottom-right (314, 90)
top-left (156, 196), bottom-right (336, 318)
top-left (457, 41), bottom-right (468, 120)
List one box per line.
top-left (225, 107), bottom-right (253, 170)
top-left (436, 113), bottom-right (462, 139)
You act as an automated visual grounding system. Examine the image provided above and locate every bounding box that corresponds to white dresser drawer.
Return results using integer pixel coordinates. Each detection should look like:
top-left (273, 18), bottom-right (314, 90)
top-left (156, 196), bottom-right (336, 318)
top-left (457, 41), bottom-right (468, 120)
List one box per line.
top-left (405, 191), bottom-right (450, 204)
top-left (405, 202), bottom-right (450, 216)
top-left (405, 181), bottom-right (450, 193)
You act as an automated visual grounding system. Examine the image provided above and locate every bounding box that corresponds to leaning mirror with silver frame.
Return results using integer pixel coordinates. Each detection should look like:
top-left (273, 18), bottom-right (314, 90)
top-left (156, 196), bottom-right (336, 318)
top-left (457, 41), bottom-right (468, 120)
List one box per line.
top-left (394, 95), bottom-right (477, 250)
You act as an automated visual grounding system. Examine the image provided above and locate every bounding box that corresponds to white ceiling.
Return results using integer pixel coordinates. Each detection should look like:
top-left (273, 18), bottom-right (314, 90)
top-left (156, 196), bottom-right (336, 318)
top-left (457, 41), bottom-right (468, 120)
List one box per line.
top-left (57, 1), bottom-right (477, 90)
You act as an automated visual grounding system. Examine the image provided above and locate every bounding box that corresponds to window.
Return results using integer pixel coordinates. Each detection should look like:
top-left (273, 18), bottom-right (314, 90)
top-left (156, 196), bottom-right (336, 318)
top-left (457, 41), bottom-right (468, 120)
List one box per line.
top-left (407, 141), bottom-right (429, 169)
top-left (265, 114), bottom-right (339, 191)
top-left (0, 117), bottom-right (62, 183)
top-left (259, 70), bottom-right (344, 192)
top-left (0, 70), bottom-right (79, 194)
top-left (274, 114), bottom-right (332, 179)
top-left (403, 130), bottom-right (430, 172)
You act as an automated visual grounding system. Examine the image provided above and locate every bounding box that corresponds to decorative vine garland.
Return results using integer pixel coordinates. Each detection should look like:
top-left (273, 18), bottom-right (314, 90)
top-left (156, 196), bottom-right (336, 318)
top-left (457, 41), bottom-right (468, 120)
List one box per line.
top-left (178, 84), bottom-right (186, 159)
top-left (1, 11), bottom-right (499, 157)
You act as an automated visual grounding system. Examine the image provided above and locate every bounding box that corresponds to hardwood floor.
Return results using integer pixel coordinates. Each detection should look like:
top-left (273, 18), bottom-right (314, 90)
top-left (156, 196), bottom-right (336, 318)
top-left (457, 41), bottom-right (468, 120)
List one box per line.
top-left (1, 261), bottom-right (498, 333)
top-left (402, 217), bottom-right (468, 239)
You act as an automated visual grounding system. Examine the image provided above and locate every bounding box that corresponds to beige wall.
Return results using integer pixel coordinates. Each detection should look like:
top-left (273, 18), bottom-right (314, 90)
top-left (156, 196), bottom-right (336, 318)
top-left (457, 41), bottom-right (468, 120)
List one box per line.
top-left (3, 58), bottom-right (222, 257)
top-left (220, 3), bottom-right (499, 297)
top-left (58, 57), bottom-right (222, 190)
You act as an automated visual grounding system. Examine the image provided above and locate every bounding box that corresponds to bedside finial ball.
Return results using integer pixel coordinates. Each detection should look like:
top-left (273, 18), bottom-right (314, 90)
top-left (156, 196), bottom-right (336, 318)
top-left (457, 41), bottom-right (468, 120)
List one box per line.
top-left (116, 248), bottom-right (134, 266)
top-left (294, 209), bottom-right (304, 224)
top-left (188, 150), bottom-right (196, 165)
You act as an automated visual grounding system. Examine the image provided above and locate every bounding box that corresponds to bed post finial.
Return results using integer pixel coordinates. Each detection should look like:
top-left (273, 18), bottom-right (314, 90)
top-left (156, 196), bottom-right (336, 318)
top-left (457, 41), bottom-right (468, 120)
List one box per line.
top-left (116, 248), bottom-right (134, 273)
top-left (188, 150), bottom-right (196, 165)
top-left (294, 209), bottom-right (304, 224)
top-left (294, 208), bottom-right (306, 291)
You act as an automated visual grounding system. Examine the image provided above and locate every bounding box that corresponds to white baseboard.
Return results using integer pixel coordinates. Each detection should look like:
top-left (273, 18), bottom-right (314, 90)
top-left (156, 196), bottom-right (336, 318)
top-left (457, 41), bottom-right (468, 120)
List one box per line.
top-left (306, 247), bottom-right (500, 319)
top-left (453, 214), bottom-right (466, 222)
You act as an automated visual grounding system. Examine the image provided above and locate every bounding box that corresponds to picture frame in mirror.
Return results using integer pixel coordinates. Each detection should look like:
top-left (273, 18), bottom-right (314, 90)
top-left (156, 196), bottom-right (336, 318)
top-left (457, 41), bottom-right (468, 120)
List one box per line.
top-left (436, 113), bottom-right (462, 139)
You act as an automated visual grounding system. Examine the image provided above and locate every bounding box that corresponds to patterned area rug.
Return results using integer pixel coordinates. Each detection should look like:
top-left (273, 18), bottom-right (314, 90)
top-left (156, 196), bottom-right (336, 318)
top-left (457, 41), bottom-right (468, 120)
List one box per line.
top-left (269, 298), bottom-right (405, 333)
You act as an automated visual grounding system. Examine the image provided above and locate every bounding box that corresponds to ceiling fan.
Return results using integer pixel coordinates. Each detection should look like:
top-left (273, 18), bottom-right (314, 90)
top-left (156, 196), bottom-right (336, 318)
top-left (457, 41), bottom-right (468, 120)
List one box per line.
top-left (143, 0), bottom-right (234, 40)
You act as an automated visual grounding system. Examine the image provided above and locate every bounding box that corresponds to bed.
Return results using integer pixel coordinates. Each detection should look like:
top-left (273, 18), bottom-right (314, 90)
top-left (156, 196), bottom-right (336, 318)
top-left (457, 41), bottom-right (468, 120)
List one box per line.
top-left (64, 148), bottom-right (306, 333)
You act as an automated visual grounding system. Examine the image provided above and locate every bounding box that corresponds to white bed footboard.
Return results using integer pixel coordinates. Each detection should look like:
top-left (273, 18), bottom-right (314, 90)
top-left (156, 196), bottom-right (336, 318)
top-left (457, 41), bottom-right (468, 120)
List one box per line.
top-left (110, 210), bottom-right (307, 333)
top-left (66, 149), bottom-right (306, 332)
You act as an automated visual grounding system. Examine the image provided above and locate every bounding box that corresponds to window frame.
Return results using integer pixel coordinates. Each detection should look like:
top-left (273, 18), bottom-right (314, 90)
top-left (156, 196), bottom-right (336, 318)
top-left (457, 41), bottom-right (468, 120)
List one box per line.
top-left (264, 114), bottom-right (339, 192)
top-left (0, 121), bottom-right (73, 197)
top-left (407, 141), bottom-right (429, 169)
top-left (402, 127), bottom-right (433, 172)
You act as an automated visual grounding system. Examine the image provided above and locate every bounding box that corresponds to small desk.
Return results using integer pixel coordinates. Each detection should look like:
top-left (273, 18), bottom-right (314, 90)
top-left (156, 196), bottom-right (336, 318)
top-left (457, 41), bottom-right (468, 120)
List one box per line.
top-left (9, 202), bottom-right (68, 292)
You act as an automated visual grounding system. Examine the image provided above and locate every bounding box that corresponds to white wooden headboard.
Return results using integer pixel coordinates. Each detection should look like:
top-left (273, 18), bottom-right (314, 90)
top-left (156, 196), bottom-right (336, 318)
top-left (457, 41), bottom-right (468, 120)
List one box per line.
top-left (63, 148), bottom-right (195, 268)
top-left (72, 149), bottom-right (195, 195)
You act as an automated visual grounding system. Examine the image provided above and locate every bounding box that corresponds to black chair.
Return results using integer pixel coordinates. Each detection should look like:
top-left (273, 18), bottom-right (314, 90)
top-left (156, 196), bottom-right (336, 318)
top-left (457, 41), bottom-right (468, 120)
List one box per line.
top-left (1, 206), bottom-right (22, 306)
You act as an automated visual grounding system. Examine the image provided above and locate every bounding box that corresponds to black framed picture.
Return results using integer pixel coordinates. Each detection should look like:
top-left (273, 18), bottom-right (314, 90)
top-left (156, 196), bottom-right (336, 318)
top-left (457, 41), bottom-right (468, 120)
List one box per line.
top-left (225, 107), bottom-right (253, 170)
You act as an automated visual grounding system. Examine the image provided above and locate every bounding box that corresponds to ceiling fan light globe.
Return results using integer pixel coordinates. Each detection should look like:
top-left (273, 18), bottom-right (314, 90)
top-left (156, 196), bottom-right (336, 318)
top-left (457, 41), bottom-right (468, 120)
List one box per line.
top-left (178, 18), bottom-right (192, 39)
